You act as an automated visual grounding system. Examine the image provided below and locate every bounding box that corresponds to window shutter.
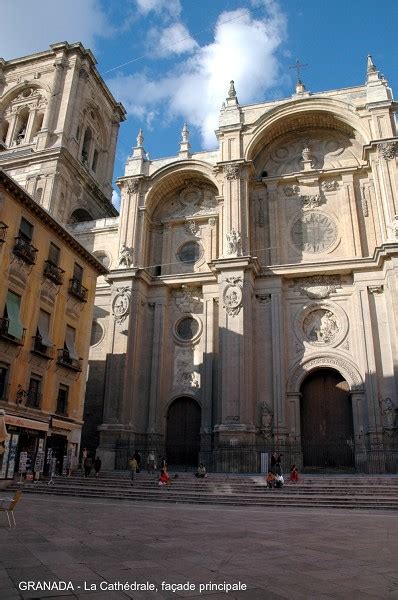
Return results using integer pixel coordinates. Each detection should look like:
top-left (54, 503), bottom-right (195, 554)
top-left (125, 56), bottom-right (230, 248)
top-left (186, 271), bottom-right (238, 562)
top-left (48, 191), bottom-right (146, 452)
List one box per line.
top-left (37, 310), bottom-right (53, 348)
top-left (5, 292), bottom-right (24, 339)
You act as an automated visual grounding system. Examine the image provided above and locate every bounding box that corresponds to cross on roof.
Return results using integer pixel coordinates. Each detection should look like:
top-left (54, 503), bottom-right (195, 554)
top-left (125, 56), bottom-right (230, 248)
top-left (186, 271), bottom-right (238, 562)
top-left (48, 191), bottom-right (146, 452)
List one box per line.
top-left (289, 59), bottom-right (308, 82)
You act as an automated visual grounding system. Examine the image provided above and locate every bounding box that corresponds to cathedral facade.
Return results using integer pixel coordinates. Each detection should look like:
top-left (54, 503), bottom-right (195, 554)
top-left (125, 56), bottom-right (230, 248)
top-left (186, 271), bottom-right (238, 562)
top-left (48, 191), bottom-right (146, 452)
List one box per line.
top-left (70, 57), bottom-right (398, 471)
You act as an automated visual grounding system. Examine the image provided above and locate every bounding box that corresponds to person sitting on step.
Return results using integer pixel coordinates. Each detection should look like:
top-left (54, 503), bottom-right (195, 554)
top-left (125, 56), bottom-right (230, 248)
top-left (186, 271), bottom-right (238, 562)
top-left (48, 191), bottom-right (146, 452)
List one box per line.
top-left (266, 470), bottom-right (275, 489)
top-left (159, 468), bottom-right (171, 486)
top-left (290, 464), bottom-right (299, 483)
top-left (195, 463), bottom-right (207, 478)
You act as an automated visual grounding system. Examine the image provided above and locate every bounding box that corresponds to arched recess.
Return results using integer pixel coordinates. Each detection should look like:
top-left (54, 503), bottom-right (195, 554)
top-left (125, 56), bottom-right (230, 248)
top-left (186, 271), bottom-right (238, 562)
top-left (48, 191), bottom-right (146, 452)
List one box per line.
top-left (287, 354), bottom-right (364, 394)
top-left (141, 163), bottom-right (220, 275)
top-left (165, 396), bottom-right (201, 466)
top-left (245, 97), bottom-right (371, 168)
top-left (0, 83), bottom-right (49, 147)
top-left (68, 207), bottom-right (94, 224)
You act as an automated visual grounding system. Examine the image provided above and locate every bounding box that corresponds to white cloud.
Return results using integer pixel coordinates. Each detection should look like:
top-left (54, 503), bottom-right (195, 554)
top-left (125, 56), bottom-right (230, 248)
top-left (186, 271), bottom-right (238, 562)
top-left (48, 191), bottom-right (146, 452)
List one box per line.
top-left (0, 0), bottom-right (110, 60)
top-left (112, 189), bottom-right (121, 210)
top-left (108, 3), bottom-right (286, 148)
top-left (135, 0), bottom-right (181, 20)
top-left (149, 23), bottom-right (198, 57)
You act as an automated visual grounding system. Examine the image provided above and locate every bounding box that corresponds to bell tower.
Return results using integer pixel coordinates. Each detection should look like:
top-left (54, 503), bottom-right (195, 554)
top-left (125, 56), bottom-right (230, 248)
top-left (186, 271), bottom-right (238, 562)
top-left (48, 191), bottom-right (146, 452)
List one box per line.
top-left (0, 42), bottom-right (126, 223)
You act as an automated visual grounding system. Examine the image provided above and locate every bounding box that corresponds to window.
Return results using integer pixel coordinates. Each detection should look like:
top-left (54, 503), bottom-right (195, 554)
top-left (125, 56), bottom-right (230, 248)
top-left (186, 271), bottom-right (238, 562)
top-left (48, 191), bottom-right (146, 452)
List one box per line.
top-left (92, 149), bottom-right (99, 172)
top-left (48, 242), bottom-right (60, 266)
top-left (73, 263), bottom-right (83, 282)
top-left (0, 363), bottom-right (9, 399)
top-left (81, 127), bottom-right (92, 165)
top-left (56, 385), bottom-right (69, 415)
top-left (176, 317), bottom-right (199, 341)
top-left (26, 375), bottom-right (42, 408)
top-left (177, 241), bottom-right (203, 265)
top-left (65, 326), bottom-right (79, 360)
top-left (19, 217), bottom-right (33, 241)
top-left (33, 310), bottom-right (53, 355)
top-left (2, 291), bottom-right (24, 342)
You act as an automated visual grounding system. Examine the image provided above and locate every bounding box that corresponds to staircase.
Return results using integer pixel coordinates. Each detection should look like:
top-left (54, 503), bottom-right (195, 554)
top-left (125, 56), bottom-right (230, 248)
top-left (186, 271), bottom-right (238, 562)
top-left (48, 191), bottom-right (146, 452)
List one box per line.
top-left (8, 472), bottom-right (398, 510)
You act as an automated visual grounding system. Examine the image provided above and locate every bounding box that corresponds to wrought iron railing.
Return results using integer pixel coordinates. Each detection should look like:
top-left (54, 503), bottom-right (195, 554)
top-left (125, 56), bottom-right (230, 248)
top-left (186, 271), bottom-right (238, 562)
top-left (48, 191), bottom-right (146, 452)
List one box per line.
top-left (13, 236), bottom-right (38, 265)
top-left (0, 223), bottom-right (8, 244)
top-left (31, 335), bottom-right (53, 359)
top-left (43, 260), bottom-right (64, 285)
top-left (112, 442), bottom-right (398, 474)
top-left (56, 348), bottom-right (82, 372)
top-left (0, 317), bottom-right (26, 345)
top-left (69, 277), bottom-right (88, 302)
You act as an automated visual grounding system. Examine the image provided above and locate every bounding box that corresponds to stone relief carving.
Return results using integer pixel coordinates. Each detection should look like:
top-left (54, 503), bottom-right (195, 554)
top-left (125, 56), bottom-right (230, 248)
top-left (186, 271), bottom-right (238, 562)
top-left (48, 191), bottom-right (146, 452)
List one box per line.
top-left (208, 217), bottom-right (217, 228)
top-left (127, 179), bottom-right (140, 194)
top-left (288, 356), bottom-right (363, 392)
top-left (378, 142), bottom-right (397, 160)
top-left (300, 194), bottom-right (323, 209)
top-left (360, 185), bottom-right (369, 217)
top-left (118, 243), bottom-right (134, 268)
top-left (387, 215), bottom-right (398, 240)
top-left (184, 220), bottom-right (199, 236)
top-left (164, 185), bottom-right (217, 220)
top-left (341, 338), bottom-right (350, 351)
top-left (293, 275), bottom-right (341, 299)
top-left (284, 185), bottom-right (300, 197)
top-left (291, 211), bottom-right (338, 253)
top-left (380, 398), bottom-right (396, 430)
top-left (174, 347), bottom-right (200, 390)
top-left (223, 277), bottom-right (243, 317)
top-left (302, 309), bottom-right (339, 344)
top-left (224, 163), bottom-right (240, 180)
top-left (226, 229), bottom-right (242, 256)
top-left (256, 293), bottom-right (271, 304)
top-left (258, 197), bottom-right (265, 227)
top-left (259, 402), bottom-right (273, 439)
top-left (321, 180), bottom-right (339, 192)
top-left (368, 285), bottom-right (384, 295)
top-left (174, 286), bottom-right (202, 313)
top-left (112, 287), bottom-right (131, 324)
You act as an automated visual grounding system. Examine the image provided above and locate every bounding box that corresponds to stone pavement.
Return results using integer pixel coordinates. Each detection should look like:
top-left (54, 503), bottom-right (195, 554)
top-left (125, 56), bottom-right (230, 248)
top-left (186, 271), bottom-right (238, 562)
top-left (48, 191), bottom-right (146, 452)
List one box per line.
top-left (0, 494), bottom-right (397, 600)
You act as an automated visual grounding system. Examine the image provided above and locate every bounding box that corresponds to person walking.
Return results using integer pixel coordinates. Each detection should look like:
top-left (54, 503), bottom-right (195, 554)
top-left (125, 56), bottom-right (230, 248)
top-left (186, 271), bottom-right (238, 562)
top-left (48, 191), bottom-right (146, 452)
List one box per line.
top-left (94, 456), bottom-right (102, 479)
top-left (133, 450), bottom-right (141, 473)
top-left (147, 451), bottom-right (156, 474)
top-left (128, 456), bottom-right (138, 485)
top-left (276, 453), bottom-right (283, 476)
top-left (84, 455), bottom-right (93, 477)
top-left (270, 452), bottom-right (277, 474)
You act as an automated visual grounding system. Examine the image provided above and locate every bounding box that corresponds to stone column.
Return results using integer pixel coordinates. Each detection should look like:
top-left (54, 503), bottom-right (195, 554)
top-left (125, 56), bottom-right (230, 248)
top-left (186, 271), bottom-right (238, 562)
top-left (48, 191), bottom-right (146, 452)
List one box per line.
top-left (267, 183), bottom-right (279, 264)
top-left (341, 173), bottom-right (362, 257)
top-left (270, 286), bottom-right (287, 442)
top-left (147, 300), bottom-right (167, 436)
top-left (201, 290), bottom-right (215, 447)
top-left (377, 142), bottom-right (398, 222)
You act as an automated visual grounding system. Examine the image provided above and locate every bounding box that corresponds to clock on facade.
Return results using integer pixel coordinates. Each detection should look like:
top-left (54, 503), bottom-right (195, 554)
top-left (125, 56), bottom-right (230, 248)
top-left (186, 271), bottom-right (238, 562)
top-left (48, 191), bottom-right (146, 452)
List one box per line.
top-left (291, 211), bottom-right (338, 253)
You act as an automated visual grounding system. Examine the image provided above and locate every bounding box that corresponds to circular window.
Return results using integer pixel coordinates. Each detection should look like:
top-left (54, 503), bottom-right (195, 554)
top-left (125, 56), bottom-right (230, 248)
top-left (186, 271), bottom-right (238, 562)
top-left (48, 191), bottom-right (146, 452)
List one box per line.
top-left (177, 241), bottom-right (203, 264)
top-left (176, 317), bottom-right (199, 341)
top-left (90, 321), bottom-right (104, 347)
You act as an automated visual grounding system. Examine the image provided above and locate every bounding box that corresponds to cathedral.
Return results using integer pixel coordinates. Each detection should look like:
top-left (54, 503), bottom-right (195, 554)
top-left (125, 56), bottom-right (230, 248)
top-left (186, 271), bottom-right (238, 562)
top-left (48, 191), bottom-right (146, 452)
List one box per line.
top-left (1, 44), bottom-right (398, 471)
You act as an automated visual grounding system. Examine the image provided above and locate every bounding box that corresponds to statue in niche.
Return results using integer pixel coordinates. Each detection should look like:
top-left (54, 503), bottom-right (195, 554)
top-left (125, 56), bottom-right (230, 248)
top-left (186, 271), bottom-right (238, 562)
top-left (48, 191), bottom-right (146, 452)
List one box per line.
top-left (260, 402), bottom-right (273, 439)
top-left (226, 228), bottom-right (242, 255)
top-left (380, 397), bottom-right (396, 430)
top-left (118, 243), bottom-right (133, 268)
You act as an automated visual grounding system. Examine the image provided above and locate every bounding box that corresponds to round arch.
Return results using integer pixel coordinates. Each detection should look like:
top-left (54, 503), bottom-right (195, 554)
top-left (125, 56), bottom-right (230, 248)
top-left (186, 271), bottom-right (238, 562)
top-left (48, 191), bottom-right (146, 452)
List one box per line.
top-left (0, 82), bottom-right (50, 111)
top-left (245, 97), bottom-right (371, 164)
top-left (68, 207), bottom-right (94, 224)
top-left (287, 353), bottom-right (364, 395)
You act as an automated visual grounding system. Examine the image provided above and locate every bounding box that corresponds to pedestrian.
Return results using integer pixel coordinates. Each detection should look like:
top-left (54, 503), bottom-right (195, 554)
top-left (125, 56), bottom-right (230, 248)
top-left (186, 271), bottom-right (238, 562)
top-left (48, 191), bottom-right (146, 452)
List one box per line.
top-left (133, 450), bottom-right (141, 473)
top-left (94, 456), bottom-right (102, 479)
top-left (276, 453), bottom-right (283, 476)
top-left (195, 463), bottom-right (207, 478)
top-left (266, 470), bottom-right (275, 489)
top-left (84, 455), bottom-right (93, 477)
top-left (270, 452), bottom-right (276, 474)
top-left (147, 451), bottom-right (156, 474)
top-left (81, 447), bottom-right (88, 474)
top-left (128, 455), bottom-right (138, 485)
top-left (289, 464), bottom-right (299, 483)
top-left (160, 456), bottom-right (167, 471)
top-left (158, 468), bottom-right (170, 486)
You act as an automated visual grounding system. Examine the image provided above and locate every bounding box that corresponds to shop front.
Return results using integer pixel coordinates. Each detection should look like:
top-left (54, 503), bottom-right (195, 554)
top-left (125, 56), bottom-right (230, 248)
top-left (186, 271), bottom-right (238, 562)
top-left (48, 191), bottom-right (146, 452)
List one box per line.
top-left (45, 418), bottom-right (81, 475)
top-left (0, 414), bottom-right (49, 480)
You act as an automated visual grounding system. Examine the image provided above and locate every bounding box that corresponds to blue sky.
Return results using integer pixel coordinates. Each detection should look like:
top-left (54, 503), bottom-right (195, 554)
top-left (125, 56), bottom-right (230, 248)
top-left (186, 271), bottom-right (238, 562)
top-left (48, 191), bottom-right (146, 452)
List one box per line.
top-left (1, 0), bottom-right (397, 199)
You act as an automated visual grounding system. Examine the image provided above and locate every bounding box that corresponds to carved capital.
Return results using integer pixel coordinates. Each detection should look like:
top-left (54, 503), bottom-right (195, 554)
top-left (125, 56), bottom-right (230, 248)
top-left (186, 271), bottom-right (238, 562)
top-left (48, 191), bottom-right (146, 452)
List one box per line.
top-left (378, 142), bottom-right (397, 160)
top-left (368, 285), bottom-right (384, 295)
top-left (224, 163), bottom-right (240, 180)
top-left (126, 179), bottom-right (140, 194)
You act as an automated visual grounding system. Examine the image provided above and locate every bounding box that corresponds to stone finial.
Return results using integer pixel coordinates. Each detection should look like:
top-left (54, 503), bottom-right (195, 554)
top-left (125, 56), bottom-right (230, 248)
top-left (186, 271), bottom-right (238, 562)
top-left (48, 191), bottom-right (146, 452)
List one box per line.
top-left (367, 54), bottom-right (377, 74)
top-left (181, 122), bottom-right (189, 143)
top-left (136, 128), bottom-right (144, 147)
top-left (295, 79), bottom-right (306, 94)
top-left (179, 122), bottom-right (191, 157)
top-left (228, 80), bottom-right (237, 98)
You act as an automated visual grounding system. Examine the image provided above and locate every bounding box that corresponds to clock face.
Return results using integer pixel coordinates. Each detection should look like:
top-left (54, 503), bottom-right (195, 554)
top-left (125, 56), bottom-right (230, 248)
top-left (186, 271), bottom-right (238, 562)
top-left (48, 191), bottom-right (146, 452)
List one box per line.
top-left (292, 212), bottom-right (338, 253)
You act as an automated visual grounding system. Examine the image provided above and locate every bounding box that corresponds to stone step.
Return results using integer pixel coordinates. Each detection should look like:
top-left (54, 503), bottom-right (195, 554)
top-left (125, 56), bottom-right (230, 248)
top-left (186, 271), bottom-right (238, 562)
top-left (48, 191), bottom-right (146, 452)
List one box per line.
top-left (10, 486), bottom-right (398, 510)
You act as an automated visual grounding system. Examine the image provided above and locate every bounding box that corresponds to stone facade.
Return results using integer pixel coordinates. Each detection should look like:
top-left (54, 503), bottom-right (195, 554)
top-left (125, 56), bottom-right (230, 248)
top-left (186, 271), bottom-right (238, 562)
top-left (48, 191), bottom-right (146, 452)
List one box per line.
top-left (70, 57), bottom-right (398, 470)
top-left (0, 42), bottom-right (125, 224)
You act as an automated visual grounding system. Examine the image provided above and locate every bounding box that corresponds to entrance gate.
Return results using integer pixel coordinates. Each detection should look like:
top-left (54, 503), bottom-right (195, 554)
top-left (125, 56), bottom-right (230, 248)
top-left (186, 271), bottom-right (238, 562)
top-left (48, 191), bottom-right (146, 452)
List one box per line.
top-left (166, 397), bottom-right (201, 467)
top-left (300, 368), bottom-right (354, 469)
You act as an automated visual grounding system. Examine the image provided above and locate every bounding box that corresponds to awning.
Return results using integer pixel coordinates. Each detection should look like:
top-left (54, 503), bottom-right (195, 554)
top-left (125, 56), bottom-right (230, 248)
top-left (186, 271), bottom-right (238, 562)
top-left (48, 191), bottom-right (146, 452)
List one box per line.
top-left (65, 326), bottom-right (79, 360)
top-left (37, 310), bottom-right (53, 348)
top-left (6, 292), bottom-right (24, 339)
top-left (51, 418), bottom-right (75, 431)
top-left (5, 414), bottom-right (49, 432)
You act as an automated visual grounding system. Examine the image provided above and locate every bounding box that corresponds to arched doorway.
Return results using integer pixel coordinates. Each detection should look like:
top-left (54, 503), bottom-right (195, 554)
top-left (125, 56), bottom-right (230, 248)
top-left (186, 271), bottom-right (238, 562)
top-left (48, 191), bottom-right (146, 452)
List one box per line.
top-left (166, 397), bottom-right (201, 467)
top-left (300, 368), bottom-right (354, 469)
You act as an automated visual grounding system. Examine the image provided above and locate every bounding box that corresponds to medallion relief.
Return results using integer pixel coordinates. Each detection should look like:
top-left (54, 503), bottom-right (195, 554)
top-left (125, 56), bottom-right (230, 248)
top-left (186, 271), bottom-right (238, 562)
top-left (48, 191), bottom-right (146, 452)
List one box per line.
top-left (294, 302), bottom-right (348, 349)
top-left (223, 277), bottom-right (243, 317)
top-left (112, 287), bottom-right (131, 324)
top-left (291, 211), bottom-right (338, 254)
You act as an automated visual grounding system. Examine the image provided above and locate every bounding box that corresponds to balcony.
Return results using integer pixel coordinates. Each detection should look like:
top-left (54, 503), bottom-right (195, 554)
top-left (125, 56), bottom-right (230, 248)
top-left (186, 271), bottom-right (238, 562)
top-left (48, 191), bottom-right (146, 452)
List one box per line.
top-left (56, 348), bottom-right (82, 372)
top-left (13, 236), bottom-right (38, 265)
top-left (31, 336), bottom-right (53, 359)
top-left (43, 260), bottom-right (64, 285)
top-left (69, 277), bottom-right (88, 302)
top-left (0, 223), bottom-right (8, 244)
top-left (0, 317), bottom-right (26, 345)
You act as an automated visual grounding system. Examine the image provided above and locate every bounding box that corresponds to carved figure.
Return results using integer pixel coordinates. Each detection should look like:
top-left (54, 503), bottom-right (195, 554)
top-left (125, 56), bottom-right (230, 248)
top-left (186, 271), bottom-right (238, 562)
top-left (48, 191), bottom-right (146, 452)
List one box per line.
top-left (112, 287), bottom-right (131, 324)
top-left (260, 403), bottom-right (273, 439)
top-left (118, 243), bottom-right (133, 268)
top-left (381, 397), bottom-right (396, 430)
top-left (226, 229), bottom-right (242, 255)
top-left (387, 215), bottom-right (398, 240)
top-left (303, 309), bottom-right (339, 344)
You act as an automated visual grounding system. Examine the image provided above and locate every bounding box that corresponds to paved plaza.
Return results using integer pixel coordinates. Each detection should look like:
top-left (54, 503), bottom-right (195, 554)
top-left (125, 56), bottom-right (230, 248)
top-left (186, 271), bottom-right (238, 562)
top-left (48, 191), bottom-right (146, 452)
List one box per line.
top-left (0, 494), bottom-right (397, 600)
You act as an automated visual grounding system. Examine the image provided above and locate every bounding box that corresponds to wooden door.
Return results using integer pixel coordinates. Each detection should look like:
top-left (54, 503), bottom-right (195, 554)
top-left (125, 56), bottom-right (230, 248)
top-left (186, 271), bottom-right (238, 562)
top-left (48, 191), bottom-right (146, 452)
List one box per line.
top-left (300, 369), bottom-right (354, 468)
top-left (166, 397), bottom-right (201, 466)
